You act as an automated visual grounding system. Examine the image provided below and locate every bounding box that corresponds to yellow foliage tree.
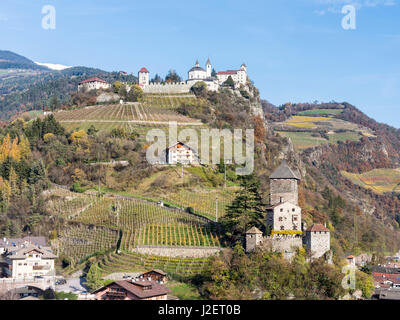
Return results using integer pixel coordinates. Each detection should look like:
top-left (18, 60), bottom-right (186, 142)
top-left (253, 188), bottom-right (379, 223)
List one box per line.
top-left (70, 130), bottom-right (88, 143)
top-left (19, 135), bottom-right (31, 159)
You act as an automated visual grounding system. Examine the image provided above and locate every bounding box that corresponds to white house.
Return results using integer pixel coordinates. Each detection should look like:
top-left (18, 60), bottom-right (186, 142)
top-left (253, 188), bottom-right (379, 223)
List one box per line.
top-left (166, 142), bottom-right (199, 165)
top-left (217, 64), bottom-right (247, 88)
top-left (3, 244), bottom-right (57, 279)
top-left (78, 77), bottom-right (111, 92)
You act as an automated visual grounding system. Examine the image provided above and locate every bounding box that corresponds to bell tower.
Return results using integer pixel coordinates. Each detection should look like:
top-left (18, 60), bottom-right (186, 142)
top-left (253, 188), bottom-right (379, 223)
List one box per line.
top-left (206, 58), bottom-right (212, 78)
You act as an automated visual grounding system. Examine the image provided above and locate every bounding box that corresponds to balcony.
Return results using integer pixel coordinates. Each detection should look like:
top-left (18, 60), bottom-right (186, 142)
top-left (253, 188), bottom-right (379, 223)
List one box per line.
top-left (105, 291), bottom-right (127, 299)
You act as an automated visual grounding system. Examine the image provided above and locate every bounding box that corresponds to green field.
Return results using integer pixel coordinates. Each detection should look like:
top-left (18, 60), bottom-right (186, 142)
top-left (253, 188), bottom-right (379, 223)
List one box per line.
top-left (341, 168), bottom-right (400, 194)
top-left (296, 109), bottom-right (343, 116)
top-left (276, 131), bottom-right (327, 150)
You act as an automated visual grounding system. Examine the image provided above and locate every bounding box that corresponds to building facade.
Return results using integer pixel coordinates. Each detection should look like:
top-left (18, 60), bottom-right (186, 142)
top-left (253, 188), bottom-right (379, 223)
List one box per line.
top-left (138, 67), bottom-right (150, 87)
top-left (93, 279), bottom-right (170, 300)
top-left (2, 244), bottom-right (57, 279)
top-left (166, 142), bottom-right (199, 165)
top-left (137, 59), bottom-right (247, 93)
top-left (304, 224), bottom-right (331, 259)
top-left (78, 77), bottom-right (111, 92)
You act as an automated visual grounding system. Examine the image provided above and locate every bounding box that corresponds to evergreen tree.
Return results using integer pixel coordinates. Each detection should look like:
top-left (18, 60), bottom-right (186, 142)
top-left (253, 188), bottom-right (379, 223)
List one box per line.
top-left (221, 173), bottom-right (265, 243)
top-left (223, 76), bottom-right (235, 89)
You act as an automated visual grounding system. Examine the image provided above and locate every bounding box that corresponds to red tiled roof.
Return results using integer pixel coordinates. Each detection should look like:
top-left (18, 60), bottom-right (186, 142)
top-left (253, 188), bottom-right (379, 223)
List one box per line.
top-left (79, 77), bottom-right (107, 85)
top-left (139, 67), bottom-right (149, 73)
top-left (217, 70), bottom-right (239, 75)
top-left (306, 224), bottom-right (330, 232)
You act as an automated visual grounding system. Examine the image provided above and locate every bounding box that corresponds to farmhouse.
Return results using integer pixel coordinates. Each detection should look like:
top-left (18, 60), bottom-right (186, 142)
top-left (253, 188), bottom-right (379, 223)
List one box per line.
top-left (166, 141), bottom-right (199, 165)
top-left (78, 77), bottom-right (111, 92)
top-left (139, 269), bottom-right (168, 283)
top-left (93, 279), bottom-right (171, 300)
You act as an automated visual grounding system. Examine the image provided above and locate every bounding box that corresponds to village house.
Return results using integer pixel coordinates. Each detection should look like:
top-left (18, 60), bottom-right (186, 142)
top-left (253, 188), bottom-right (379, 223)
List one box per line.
top-left (1, 243), bottom-right (57, 279)
top-left (138, 269), bottom-right (168, 283)
top-left (78, 77), bottom-right (111, 92)
top-left (93, 279), bottom-right (171, 300)
top-left (0, 236), bottom-right (46, 255)
top-left (165, 141), bottom-right (199, 165)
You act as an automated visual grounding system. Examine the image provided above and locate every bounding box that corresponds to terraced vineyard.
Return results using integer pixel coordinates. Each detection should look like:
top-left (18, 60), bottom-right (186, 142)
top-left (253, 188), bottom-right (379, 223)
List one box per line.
top-left (143, 93), bottom-right (197, 110)
top-left (48, 189), bottom-right (223, 270)
top-left (97, 251), bottom-right (212, 278)
top-left (54, 224), bottom-right (119, 264)
top-left (157, 188), bottom-right (237, 221)
top-left (341, 168), bottom-right (400, 194)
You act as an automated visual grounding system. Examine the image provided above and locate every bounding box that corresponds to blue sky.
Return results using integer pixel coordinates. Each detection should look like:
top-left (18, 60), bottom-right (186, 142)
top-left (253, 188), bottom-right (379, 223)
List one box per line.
top-left (1, 0), bottom-right (399, 127)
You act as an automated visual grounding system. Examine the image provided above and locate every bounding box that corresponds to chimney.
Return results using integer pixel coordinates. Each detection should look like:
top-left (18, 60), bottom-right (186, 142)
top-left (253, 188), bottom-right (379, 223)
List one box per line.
top-left (280, 197), bottom-right (283, 203)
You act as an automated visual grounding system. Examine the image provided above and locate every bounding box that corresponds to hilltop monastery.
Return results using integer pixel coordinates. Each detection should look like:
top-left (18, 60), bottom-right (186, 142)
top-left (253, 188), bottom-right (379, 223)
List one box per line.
top-left (138, 59), bottom-right (248, 93)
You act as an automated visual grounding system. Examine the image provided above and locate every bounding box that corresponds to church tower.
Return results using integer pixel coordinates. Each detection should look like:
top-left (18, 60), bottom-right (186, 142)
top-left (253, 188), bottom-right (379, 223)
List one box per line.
top-left (269, 161), bottom-right (300, 206)
top-left (206, 58), bottom-right (212, 78)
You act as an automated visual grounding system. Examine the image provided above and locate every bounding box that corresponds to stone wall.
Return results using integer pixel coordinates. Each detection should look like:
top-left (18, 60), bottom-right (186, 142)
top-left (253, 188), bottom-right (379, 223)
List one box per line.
top-left (143, 82), bottom-right (192, 94)
top-left (133, 246), bottom-right (222, 258)
top-left (304, 231), bottom-right (330, 259)
top-left (259, 235), bottom-right (303, 261)
top-left (270, 178), bottom-right (298, 205)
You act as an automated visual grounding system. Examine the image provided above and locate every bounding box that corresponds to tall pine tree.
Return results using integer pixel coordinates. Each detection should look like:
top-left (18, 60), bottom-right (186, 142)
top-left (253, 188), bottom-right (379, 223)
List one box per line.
top-left (221, 173), bottom-right (265, 244)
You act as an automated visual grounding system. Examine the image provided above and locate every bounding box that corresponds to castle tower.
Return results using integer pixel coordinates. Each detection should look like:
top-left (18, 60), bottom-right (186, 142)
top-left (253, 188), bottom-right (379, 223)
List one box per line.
top-left (206, 58), bottom-right (212, 78)
top-left (304, 224), bottom-right (331, 260)
top-left (138, 67), bottom-right (149, 86)
top-left (240, 63), bottom-right (247, 73)
top-left (245, 227), bottom-right (263, 253)
top-left (269, 161), bottom-right (300, 206)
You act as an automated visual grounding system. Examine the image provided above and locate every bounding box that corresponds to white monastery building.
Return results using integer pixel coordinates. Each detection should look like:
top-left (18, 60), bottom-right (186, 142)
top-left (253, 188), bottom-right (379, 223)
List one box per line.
top-left (138, 59), bottom-right (248, 93)
top-left (78, 77), bottom-right (111, 92)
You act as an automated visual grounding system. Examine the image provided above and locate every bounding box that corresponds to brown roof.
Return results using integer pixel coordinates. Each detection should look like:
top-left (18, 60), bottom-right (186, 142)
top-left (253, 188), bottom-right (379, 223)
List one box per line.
top-left (79, 77), bottom-right (108, 85)
top-left (7, 244), bottom-right (57, 260)
top-left (246, 227), bottom-right (263, 234)
top-left (306, 224), bottom-right (330, 232)
top-left (94, 280), bottom-right (170, 299)
top-left (142, 269), bottom-right (167, 276)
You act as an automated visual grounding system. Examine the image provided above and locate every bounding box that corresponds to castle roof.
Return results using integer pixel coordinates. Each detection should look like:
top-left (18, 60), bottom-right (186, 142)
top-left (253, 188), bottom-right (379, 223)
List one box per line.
top-left (266, 201), bottom-right (299, 210)
top-left (306, 224), bottom-right (330, 232)
top-left (246, 226), bottom-right (263, 234)
top-left (139, 67), bottom-right (149, 73)
top-left (270, 162), bottom-right (300, 180)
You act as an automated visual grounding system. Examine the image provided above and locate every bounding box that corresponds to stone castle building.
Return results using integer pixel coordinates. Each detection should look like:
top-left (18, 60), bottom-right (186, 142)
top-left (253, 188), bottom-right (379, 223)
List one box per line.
top-left (246, 162), bottom-right (331, 261)
top-left (138, 59), bottom-right (248, 93)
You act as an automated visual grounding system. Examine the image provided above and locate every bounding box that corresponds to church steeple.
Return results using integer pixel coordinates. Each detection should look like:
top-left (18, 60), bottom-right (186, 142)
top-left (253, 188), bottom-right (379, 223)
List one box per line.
top-left (195, 60), bottom-right (200, 67)
top-left (206, 58), bottom-right (212, 78)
